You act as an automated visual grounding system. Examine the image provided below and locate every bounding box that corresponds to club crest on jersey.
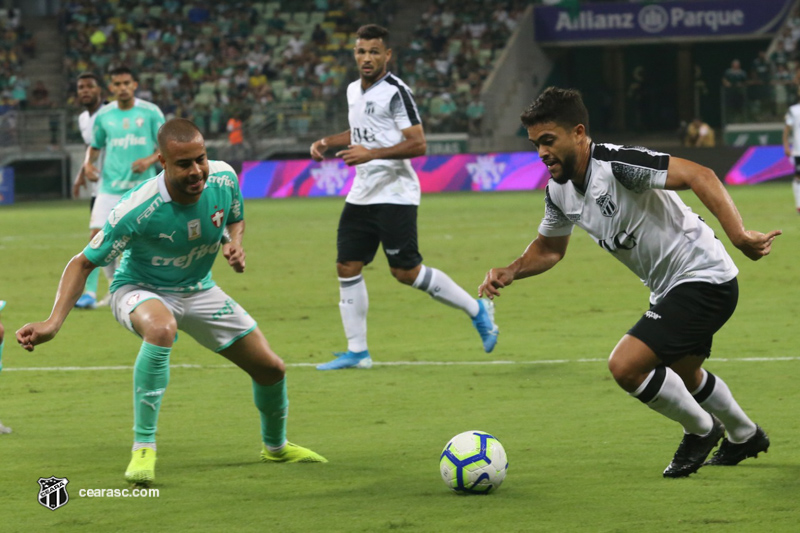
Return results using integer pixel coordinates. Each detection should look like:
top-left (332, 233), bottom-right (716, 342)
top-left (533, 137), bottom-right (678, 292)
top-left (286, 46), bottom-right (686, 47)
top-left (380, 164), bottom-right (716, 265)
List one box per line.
top-left (188, 219), bottom-right (202, 240)
top-left (596, 194), bottom-right (618, 217)
top-left (122, 118), bottom-right (130, 130)
top-left (364, 101), bottom-right (375, 114)
top-left (210, 209), bottom-right (225, 228)
top-left (38, 476), bottom-right (70, 511)
top-left (135, 117), bottom-right (144, 128)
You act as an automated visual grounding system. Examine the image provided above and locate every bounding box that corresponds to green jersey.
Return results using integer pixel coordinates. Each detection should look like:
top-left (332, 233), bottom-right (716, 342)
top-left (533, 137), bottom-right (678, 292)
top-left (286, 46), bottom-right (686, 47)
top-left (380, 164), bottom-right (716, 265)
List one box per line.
top-left (91, 98), bottom-right (165, 195)
top-left (83, 161), bottom-right (244, 293)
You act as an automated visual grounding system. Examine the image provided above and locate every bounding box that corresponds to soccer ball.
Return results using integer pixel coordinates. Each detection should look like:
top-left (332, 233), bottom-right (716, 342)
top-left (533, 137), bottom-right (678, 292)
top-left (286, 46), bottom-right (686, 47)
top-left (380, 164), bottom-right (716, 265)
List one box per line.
top-left (439, 430), bottom-right (508, 494)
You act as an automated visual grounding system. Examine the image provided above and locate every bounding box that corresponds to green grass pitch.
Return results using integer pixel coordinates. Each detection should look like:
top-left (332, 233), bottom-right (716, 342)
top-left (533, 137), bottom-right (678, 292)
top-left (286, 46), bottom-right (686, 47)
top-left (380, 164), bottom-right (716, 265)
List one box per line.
top-left (0, 182), bottom-right (798, 532)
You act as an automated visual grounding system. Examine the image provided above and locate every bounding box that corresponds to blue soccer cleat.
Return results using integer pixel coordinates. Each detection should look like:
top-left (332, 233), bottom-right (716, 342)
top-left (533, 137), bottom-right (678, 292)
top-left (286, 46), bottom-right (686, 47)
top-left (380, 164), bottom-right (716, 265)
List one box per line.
top-left (0, 300), bottom-right (6, 313)
top-left (316, 350), bottom-right (372, 370)
top-left (472, 298), bottom-right (499, 353)
top-left (75, 293), bottom-right (97, 309)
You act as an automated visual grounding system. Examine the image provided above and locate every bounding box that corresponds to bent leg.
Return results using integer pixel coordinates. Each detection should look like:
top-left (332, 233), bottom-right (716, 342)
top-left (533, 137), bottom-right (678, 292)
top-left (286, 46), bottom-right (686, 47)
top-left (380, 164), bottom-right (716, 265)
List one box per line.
top-left (609, 334), bottom-right (713, 436)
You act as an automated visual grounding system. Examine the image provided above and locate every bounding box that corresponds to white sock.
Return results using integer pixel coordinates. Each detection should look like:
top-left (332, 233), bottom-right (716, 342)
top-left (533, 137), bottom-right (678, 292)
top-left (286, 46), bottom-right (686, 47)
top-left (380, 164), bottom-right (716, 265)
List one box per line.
top-left (692, 369), bottom-right (757, 443)
top-left (132, 442), bottom-right (156, 451)
top-left (793, 178), bottom-right (800, 211)
top-left (339, 275), bottom-right (368, 353)
top-left (632, 366), bottom-right (713, 435)
top-left (411, 265), bottom-right (480, 317)
top-left (103, 260), bottom-right (117, 284)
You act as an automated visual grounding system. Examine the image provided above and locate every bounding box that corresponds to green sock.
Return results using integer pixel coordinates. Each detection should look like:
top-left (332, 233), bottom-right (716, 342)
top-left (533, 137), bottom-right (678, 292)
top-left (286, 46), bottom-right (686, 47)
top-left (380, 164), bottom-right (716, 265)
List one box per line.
top-left (252, 378), bottom-right (288, 448)
top-left (0, 340), bottom-right (4, 372)
top-left (133, 342), bottom-right (171, 443)
top-left (84, 268), bottom-right (99, 297)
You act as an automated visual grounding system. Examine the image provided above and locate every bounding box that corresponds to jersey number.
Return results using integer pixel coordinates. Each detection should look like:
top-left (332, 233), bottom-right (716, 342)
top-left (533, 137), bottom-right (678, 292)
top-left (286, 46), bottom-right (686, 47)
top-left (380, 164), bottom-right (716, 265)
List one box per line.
top-left (598, 230), bottom-right (637, 253)
top-left (352, 128), bottom-right (376, 144)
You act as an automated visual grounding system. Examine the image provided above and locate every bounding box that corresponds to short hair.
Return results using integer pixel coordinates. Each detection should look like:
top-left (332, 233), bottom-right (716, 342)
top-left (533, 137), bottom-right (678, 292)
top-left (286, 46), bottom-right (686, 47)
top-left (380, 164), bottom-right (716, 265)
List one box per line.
top-left (157, 118), bottom-right (203, 152)
top-left (108, 65), bottom-right (136, 80)
top-left (77, 72), bottom-right (102, 87)
top-left (356, 24), bottom-right (389, 45)
top-left (520, 87), bottom-right (590, 134)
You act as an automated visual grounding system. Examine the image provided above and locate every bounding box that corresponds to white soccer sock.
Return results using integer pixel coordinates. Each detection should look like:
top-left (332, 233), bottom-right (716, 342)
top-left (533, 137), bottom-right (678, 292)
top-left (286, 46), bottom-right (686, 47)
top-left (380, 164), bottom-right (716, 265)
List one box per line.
top-left (632, 366), bottom-right (713, 435)
top-left (339, 275), bottom-right (368, 353)
top-left (692, 369), bottom-right (757, 443)
top-left (102, 259), bottom-right (117, 284)
top-left (132, 442), bottom-right (156, 451)
top-left (793, 178), bottom-right (800, 211)
top-left (411, 265), bottom-right (480, 317)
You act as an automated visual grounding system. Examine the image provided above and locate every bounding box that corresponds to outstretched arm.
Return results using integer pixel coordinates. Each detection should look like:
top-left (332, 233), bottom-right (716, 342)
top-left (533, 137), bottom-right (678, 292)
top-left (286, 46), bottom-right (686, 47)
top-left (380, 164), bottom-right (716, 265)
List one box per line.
top-left (479, 234), bottom-right (570, 299)
top-left (664, 157), bottom-right (781, 260)
top-left (16, 253), bottom-right (97, 351)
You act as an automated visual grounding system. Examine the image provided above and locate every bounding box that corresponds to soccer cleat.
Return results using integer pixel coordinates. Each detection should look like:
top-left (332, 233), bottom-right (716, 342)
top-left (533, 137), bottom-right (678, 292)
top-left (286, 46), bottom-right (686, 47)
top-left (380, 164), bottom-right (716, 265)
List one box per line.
top-left (0, 300), bottom-right (6, 313)
top-left (472, 298), bottom-right (499, 353)
top-left (96, 293), bottom-right (112, 307)
top-left (75, 293), bottom-right (97, 309)
top-left (0, 420), bottom-right (11, 434)
top-left (704, 425), bottom-right (770, 466)
top-left (663, 415), bottom-right (724, 478)
top-left (125, 447), bottom-right (156, 485)
top-left (260, 442), bottom-right (328, 463)
top-left (316, 350), bottom-right (372, 370)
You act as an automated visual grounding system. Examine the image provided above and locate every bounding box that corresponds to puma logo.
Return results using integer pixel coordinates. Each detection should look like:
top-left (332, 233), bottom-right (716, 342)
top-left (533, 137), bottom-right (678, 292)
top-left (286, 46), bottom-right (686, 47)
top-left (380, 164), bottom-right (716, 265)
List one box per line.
top-left (159, 231), bottom-right (176, 242)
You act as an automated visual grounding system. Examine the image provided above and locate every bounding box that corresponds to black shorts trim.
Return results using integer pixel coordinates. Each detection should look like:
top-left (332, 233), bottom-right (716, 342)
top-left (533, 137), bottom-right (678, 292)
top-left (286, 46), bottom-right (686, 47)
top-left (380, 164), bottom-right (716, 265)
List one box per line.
top-left (336, 203), bottom-right (423, 269)
top-left (627, 278), bottom-right (738, 365)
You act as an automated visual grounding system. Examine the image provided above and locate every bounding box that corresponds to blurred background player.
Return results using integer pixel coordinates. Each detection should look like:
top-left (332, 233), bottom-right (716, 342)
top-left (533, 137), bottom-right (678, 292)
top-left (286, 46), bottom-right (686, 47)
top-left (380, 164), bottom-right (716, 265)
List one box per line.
top-left (71, 72), bottom-right (111, 308)
top-left (0, 300), bottom-right (10, 434)
top-left (78, 65), bottom-right (165, 309)
top-left (782, 99), bottom-right (800, 213)
top-left (309, 24), bottom-right (498, 370)
top-left (16, 119), bottom-right (326, 485)
top-left (480, 87), bottom-right (779, 478)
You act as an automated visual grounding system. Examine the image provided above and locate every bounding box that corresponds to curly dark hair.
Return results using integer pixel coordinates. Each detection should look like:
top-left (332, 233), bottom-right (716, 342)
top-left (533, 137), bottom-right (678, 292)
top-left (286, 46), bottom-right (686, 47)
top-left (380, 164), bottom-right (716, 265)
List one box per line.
top-left (520, 87), bottom-right (589, 134)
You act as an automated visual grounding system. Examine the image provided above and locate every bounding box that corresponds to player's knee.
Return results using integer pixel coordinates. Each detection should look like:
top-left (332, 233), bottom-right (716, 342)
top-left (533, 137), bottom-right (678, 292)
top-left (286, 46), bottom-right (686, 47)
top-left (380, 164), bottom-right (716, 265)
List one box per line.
top-left (337, 262), bottom-right (362, 278)
top-left (142, 319), bottom-right (177, 347)
top-left (607, 353), bottom-right (643, 392)
top-left (390, 267), bottom-right (416, 285)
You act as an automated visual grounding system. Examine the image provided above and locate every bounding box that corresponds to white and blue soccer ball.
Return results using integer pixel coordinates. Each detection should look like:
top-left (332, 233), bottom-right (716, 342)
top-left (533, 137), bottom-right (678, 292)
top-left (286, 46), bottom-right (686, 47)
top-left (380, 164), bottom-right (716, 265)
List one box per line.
top-left (439, 430), bottom-right (508, 494)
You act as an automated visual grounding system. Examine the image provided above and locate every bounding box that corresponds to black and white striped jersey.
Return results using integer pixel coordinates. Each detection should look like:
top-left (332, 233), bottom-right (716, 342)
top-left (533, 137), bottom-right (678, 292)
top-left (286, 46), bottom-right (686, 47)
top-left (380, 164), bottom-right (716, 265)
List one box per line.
top-left (538, 143), bottom-right (738, 304)
top-left (345, 72), bottom-right (422, 206)
top-left (785, 103), bottom-right (800, 156)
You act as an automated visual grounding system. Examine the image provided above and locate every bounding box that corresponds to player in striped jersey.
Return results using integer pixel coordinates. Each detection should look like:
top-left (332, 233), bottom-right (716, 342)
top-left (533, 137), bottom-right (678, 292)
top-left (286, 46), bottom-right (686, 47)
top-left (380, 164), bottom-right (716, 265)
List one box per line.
top-left (480, 87), bottom-right (780, 478)
top-left (782, 101), bottom-right (800, 213)
top-left (17, 119), bottom-right (326, 485)
top-left (310, 24), bottom-right (498, 370)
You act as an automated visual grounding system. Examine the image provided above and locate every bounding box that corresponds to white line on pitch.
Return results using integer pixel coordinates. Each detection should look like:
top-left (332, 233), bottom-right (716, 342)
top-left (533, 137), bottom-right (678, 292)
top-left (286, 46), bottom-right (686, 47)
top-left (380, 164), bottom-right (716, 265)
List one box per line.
top-left (4, 356), bottom-right (800, 372)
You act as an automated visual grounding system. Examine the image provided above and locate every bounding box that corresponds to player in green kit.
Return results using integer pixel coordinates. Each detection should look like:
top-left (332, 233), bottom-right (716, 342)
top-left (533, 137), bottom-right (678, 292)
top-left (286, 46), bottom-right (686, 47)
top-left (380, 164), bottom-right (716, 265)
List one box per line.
top-left (16, 119), bottom-right (326, 486)
top-left (76, 65), bottom-right (165, 309)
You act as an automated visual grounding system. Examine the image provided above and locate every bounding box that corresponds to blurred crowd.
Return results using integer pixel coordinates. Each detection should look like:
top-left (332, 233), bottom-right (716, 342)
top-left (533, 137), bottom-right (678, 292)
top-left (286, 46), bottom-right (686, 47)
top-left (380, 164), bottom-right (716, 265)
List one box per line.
top-left (0, 8), bottom-right (38, 144)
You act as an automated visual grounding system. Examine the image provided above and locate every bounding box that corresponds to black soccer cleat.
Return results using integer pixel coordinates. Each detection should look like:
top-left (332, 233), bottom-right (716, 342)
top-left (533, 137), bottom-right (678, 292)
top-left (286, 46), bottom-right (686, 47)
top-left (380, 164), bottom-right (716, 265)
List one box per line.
top-left (704, 425), bottom-right (769, 466)
top-left (663, 415), bottom-right (724, 478)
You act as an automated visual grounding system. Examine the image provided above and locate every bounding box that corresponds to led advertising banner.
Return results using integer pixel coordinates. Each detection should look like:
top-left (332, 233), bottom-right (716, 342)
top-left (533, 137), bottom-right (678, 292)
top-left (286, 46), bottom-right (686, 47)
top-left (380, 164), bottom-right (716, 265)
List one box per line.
top-left (725, 146), bottom-right (793, 185)
top-left (239, 153), bottom-right (551, 199)
top-left (534, 0), bottom-right (791, 43)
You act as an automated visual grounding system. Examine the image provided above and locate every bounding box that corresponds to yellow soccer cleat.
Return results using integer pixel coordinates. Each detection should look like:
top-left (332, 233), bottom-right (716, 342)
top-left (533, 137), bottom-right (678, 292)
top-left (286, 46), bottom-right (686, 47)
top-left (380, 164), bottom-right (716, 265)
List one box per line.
top-left (125, 447), bottom-right (156, 485)
top-left (260, 442), bottom-right (327, 463)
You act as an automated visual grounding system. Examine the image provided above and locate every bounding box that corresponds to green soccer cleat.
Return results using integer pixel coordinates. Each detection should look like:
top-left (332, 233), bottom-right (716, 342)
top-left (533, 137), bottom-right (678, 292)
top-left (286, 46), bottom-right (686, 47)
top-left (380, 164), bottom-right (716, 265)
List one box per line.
top-left (125, 447), bottom-right (156, 485)
top-left (260, 442), bottom-right (328, 463)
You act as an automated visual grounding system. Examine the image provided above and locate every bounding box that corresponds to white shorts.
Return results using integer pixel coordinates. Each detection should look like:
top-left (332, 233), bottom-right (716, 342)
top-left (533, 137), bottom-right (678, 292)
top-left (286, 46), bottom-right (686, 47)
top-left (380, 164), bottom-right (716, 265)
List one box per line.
top-left (111, 284), bottom-right (258, 352)
top-left (90, 193), bottom-right (123, 230)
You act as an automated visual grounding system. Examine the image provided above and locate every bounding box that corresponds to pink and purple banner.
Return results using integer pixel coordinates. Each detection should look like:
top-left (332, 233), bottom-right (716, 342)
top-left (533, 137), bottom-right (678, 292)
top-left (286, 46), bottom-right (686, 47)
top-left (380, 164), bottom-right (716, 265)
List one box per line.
top-left (724, 146), bottom-right (793, 185)
top-left (239, 153), bottom-right (550, 199)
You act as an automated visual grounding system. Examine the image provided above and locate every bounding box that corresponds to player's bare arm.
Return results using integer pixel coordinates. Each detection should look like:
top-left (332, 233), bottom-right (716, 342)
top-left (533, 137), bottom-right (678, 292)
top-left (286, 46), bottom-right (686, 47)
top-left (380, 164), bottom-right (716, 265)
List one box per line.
top-left (72, 165), bottom-right (86, 197)
top-left (337, 124), bottom-right (426, 166)
top-left (664, 157), bottom-right (781, 260)
top-left (132, 149), bottom-right (160, 174)
top-left (783, 124), bottom-right (792, 157)
top-left (16, 253), bottom-right (97, 351)
top-left (310, 130), bottom-right (351, 162)
top-left (479, 234), bottom-right (570, 299)
top-left (222, 220), bottom-right (246, 273)
top-left (83, 146), bottom-right (102, 181)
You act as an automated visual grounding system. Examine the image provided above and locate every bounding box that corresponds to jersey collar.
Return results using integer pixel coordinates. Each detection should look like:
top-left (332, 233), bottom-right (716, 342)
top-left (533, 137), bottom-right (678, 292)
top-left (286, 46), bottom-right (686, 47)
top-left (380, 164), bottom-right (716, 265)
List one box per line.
top-left (361, 71), bottom-right (391, 94)
top-left (156, 172), bottom-right (174, 203)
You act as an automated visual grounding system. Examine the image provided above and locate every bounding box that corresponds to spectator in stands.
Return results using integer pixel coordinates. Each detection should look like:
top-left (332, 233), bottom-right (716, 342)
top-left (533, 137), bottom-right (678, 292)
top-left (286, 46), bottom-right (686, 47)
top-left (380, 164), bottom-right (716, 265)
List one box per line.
top-left (30, 80), bottom-right (52, 109)
top-left (722, 59), bottom-right (748, 122)
top-left (466, 91), bottom-right (485, 136)
top-left (750, 50), bottom-right (772, 119)
top-left (684, 118), bottom-right (715, 147)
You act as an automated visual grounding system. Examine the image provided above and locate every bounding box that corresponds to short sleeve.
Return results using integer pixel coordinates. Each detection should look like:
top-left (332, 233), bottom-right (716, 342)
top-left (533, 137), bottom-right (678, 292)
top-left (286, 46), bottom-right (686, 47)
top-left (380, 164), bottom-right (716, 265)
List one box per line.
top-left (537, 185), bottom-right (574, 237)
top-left (91, 116), bottom-right (106, 150)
